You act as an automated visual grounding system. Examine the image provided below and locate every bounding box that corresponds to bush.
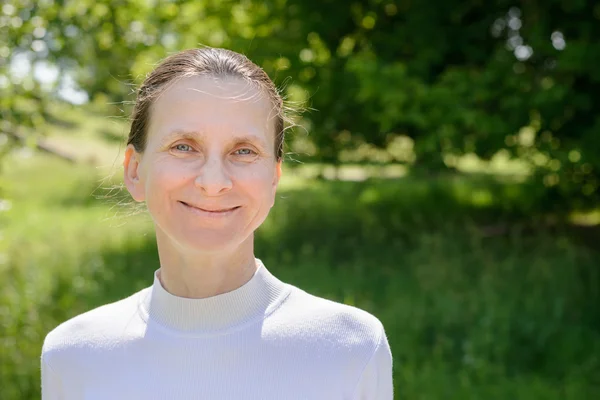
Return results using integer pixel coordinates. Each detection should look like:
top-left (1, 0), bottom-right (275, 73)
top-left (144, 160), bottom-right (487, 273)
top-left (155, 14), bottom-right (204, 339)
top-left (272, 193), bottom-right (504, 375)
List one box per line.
top-left (1, 155), bottom-right (599, 399)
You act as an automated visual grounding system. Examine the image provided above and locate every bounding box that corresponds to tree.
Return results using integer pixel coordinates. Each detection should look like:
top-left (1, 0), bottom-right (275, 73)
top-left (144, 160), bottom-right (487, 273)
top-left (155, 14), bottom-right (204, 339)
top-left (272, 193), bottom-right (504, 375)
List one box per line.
top-left (2, 0), bottom-right (598, 208)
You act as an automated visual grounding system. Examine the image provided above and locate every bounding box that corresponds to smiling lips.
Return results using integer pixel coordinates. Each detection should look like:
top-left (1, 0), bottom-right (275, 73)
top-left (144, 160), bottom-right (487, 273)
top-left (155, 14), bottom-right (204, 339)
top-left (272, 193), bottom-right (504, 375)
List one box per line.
top-left (180, 201), bottom-right (240, 213)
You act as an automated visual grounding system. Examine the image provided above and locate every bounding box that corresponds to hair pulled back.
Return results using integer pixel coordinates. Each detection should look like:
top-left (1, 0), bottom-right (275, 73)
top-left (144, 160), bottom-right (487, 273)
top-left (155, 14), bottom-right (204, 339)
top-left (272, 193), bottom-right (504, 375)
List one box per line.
top-left (127, 47), bottom-right (285, 161)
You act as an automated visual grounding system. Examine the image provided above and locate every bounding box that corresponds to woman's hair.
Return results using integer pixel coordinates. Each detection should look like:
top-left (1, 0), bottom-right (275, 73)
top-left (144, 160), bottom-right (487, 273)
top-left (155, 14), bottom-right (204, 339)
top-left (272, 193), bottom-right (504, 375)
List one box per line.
top-left (127, 47), bottom-right (286, 162)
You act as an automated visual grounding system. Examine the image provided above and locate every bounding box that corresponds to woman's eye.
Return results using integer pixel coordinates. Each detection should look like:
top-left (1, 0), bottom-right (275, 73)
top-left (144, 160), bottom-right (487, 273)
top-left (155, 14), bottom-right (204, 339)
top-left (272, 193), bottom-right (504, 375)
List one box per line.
top-left (235, 148), bottom-right (257, 156)
top-left (173, 143), bottom-right (193, 152)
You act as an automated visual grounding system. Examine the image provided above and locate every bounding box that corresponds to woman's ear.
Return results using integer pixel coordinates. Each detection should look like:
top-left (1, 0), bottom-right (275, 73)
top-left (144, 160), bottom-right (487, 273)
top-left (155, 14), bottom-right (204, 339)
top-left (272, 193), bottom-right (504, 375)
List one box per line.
top-left (270, 160), bottom-right (282, 207)
top-left (273, 160), bottom-right (282, 188)
top-left (123, 145), bottom-right (145, 202)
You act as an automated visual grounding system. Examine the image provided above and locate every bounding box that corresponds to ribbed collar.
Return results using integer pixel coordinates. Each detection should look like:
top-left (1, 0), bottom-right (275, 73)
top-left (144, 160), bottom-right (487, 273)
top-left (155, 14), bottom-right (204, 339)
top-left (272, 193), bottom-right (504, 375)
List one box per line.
top-left (138, 258), bottom-right (291, 334)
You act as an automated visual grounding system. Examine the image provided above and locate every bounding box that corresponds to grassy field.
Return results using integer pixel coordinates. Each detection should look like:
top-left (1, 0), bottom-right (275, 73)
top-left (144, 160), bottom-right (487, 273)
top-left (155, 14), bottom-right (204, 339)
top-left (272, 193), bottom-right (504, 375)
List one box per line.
top-left (1, 105), bottom-right (599, 399)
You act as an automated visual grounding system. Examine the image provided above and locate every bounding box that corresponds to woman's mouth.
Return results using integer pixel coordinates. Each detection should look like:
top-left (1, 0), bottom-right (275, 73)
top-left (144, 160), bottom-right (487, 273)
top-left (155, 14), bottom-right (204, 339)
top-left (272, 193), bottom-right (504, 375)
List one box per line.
top-left (179, 201), bottom-right (241, 217)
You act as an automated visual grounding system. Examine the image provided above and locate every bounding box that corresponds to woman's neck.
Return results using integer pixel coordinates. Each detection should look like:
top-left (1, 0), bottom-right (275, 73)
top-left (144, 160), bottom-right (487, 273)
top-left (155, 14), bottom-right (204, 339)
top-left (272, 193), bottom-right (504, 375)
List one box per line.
top-left (154, 229), bottom-right (257, 299)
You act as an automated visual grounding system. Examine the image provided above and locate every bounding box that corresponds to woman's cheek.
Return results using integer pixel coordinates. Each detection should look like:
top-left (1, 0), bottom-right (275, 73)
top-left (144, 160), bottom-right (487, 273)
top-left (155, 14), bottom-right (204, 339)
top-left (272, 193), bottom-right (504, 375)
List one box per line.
top-left (154, 161), bottom-right (192, 186)
top-left (236, 160), bottom-right (274, 178)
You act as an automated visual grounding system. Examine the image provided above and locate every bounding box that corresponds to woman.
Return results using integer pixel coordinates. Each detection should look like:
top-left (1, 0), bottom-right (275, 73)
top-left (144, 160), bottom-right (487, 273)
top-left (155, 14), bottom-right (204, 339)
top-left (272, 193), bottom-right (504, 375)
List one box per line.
top-left (41, 47), bottom-right (393, 399)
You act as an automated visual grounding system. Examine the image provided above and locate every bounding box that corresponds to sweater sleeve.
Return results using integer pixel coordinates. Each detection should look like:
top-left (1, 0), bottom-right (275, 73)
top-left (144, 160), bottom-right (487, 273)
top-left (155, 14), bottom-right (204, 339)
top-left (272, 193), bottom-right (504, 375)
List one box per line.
top-left (41, 354), bottom-right (64, 400)
top-left (352, 325), bottom-right (394, 399)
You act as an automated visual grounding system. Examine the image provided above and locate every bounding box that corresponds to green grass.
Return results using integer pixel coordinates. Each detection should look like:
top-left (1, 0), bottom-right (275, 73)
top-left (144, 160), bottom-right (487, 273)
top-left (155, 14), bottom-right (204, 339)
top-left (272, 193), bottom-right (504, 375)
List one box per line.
top-left (1, 106), bottom-right (599, 399)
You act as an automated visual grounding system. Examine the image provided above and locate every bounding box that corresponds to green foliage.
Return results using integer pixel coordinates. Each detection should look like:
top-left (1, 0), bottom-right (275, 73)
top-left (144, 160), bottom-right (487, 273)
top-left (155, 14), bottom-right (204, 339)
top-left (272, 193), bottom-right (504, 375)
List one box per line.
top-left (3, 0), bottom-right (599, 208)
top-left (1, 151), bottom-right (599, 399)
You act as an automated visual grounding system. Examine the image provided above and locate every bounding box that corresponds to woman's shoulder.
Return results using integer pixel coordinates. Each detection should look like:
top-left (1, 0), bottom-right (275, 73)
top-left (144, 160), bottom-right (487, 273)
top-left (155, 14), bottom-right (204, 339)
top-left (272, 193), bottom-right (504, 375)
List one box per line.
top-left (41, 287), bottom-right (149, 362)
top-left (268, 284), bottom-right (391, 383)
top-left (276, 284), bottom-right (387, 347)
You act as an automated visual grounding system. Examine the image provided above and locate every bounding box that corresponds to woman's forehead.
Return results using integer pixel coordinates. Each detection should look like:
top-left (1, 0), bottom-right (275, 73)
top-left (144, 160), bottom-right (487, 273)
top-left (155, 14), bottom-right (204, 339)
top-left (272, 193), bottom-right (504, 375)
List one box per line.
top-left (157, 75), bottom-right (269, 107)
top-left (148, 75), bottom-right (276, 142)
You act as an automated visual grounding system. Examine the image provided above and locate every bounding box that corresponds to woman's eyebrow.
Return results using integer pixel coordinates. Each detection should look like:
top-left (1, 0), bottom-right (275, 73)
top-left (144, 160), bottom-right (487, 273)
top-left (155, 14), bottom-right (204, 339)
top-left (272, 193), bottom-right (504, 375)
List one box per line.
top-left (159, 130), bottom-right (267, 148)
top-left (159, 130), bottom-right (202, 147)
top-left (230, 135), bottom-right (268, 148)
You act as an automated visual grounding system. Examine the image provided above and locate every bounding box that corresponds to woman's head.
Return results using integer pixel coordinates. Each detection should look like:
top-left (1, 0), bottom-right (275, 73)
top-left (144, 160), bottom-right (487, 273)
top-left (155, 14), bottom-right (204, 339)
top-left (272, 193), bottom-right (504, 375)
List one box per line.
top-left (123, 48), bottom-right (285, 253)
top-left (127, 47), bottom-right (285, 161)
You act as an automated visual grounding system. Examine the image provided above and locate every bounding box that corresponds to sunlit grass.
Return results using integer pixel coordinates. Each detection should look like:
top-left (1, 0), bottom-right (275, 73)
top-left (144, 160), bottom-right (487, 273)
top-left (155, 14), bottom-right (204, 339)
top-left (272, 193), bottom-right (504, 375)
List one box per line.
top-left (3, 150), bottom-right (600, 399)
top-left (570, 209), bottom-right (600, 226)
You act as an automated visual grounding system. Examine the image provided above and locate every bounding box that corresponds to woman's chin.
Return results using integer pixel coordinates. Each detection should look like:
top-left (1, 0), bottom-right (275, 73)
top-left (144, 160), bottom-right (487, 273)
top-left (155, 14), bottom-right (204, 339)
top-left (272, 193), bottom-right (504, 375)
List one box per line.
top-left (177, 231), bottom-right (246, 253)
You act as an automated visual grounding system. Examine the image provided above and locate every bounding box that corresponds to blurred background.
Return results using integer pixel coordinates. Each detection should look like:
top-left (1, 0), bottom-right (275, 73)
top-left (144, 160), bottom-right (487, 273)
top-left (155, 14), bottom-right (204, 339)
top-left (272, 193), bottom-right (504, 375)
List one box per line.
top-left (1, 0), bottom-right (599, 398)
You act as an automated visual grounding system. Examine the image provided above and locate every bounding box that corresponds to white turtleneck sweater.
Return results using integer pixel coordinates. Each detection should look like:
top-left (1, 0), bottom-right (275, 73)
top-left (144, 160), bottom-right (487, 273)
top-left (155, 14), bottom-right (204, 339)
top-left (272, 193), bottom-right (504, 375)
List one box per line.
top-left (41, 258), bottom-right (394, 399)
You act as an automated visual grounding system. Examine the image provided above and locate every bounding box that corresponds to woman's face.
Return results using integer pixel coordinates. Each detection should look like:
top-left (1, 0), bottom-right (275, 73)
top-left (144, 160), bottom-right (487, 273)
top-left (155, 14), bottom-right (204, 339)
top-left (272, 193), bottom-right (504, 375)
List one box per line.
top-left (124, 75), bottom-right (282, 253)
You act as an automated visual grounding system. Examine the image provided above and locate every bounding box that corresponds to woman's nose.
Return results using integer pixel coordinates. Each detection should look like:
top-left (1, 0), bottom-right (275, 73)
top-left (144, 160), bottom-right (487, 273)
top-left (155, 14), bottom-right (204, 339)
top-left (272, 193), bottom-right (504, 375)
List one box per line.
top-left (193, 157), bottom-right (233, 195)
